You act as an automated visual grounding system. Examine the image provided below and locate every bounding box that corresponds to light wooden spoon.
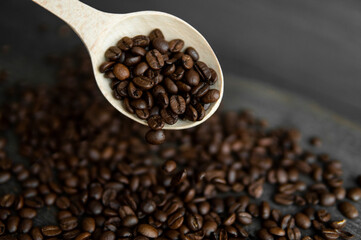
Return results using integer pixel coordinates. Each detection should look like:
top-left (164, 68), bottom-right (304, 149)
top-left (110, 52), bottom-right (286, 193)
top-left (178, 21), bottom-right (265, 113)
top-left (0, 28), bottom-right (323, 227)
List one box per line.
top-left (32, 0), bottom-right (223, 130)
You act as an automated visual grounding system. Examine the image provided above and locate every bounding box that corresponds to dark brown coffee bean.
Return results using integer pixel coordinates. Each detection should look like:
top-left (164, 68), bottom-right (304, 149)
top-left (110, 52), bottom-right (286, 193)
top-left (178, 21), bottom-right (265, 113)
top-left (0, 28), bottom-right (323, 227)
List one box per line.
top-left (185, 105), bottom-right (198, 121)
top-left (124, 97), bottom-right (135, 114)
top-left (145, 130), bottom-right (165, 145)
top-left (321, 228), bottom-right (339, 239)
top-left (320, 192), bottom-right (336, 206)
top-left (60, 216), bottom-right (78, 231)
top-left (295, 212), bottom-right (311, 229)
top-left (117, 37), bottom-right (133, 50)
top-left (131, 47), bottom-right (147, 56)
top-left (169, 95), bottom-right (186, 114)
top-left (196, 83), bottom-right (210, 98)
top-left (168, 210), bottom-right (184, 230)
top-left (171, 169), bottom-right (187, 185)
top-left (152, 38), bottom-right (169, 54)
top-left (113, 63), bottom-right (130, 81)
top-left (269, 227), bottom-right (285, 236)
top-left (0, 171), bottom-right (11, 183)
top-left (175, 81), bottom-right (191, 93)
top-left (185, 69), bottom-right (200, 86)
top-left (185, 47), bottom-right (199, 61)
top-left (181, 54), bottom-right (194, 69)
top-left (163, 64), bottom-right (176, 76)
top-left (274, 193), bottom-right (294, 205)
top-left (333, 187), bottom-right (346, 200)
top-left (338, 201), bottom-right (359, 219)
top-left (131, 99), bottom-right (147, 110)
top-left (74, 232), bottom-right (91, 240)
top-left (201, 89), bottom-right (220, 103)
top-left (136, 109), bottom-right (150, 120)
top-left (169, 39), bottom-right (184, 52)
top-left (147, 115), bottom-right (164, 130)
top-left (144, 91), bottom-right (154, 109)
top-left (281, 214), bottom-right (295, 229)
top-left (99, 61), bottom-right (115, 73)
top-left (133, 76), bottom-right (154, 90)
top-left (330, 219), bottom-right (346, 229)
top-left (186, 213), bottom-right (203, 231)
top-left (133, 35), bottom-right (150, 47)
top-left (80, 217), bottom-right (95, 233)
top-left (223, 213), bottom-right (236, 226)
top-left (56, 196), bottom-right (70, 209)
top-left (19, 208), bottom-right (37, 219)
top-left (128, 82), bottom-right (143, 99)
top-left (316, 209), bottom-right (331, 222)
top-left (134, 62), bottom-right (149, 76)
top-left (260, 201), bottom-right (270, 220)
top-left (287, 227), bottom-right (301, 240)
top-left (124, 54), bottom-right (142, 66)
top-left (347, 187), bottom-right (361, 201)
top-left (116, 80), bottom-right (129, 97)
top-left (195, 61), bottom-right (211, 80)
top-left (105, 46), bottom-right (122, 60)
top-left (162, 160), bottom-right (177, 173)
top-left (41, 225), bottom-right (61, 237)
top-left (160, 108), bottom-right (178, 125)
top-left (164, 78), bottom-right (178, 94)
top-left (337, 230), bottom-right (354, 239)
top-left (146, 49), bottom-right (164, 70)
top-left (1, 194), bottom-right (15, 208)
top-left (122, 215), bottom-right (139, 228)
top-left (157, 93), bottom-right (169, 108)
top-left (137, 224), bottom-right (158, 238)
top-left (167, 66), bottom-right (183, 81)
top-left (248, 178), bottom-right (264, 198)
top-left (257, 228), bottom-right (273, 240)
top-left (7, 215), bottom-right (20, 233)
top-left (237, 212), bottom-right (252, 225)
top-left (209, 68), bottom-right (218, 85)
top-left (149, 28), bottom-right (164, 40)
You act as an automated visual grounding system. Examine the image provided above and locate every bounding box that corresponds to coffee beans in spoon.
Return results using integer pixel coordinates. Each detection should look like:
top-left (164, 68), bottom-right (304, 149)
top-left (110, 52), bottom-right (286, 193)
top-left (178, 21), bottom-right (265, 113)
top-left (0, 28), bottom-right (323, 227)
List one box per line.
top-left (99, 29), bottom-right (220, 144)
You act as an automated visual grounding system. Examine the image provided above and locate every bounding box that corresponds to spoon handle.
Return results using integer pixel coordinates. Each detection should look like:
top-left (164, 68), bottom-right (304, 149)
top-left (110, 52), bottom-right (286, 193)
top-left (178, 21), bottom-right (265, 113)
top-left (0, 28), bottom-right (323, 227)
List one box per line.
top-left (32, 0), bottom-right (115, 50)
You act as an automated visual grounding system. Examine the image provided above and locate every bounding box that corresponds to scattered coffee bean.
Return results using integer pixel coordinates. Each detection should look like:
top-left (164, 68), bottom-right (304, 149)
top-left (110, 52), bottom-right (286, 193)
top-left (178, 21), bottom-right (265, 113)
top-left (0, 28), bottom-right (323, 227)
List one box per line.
top-left (338, 201), bottom-right (359, 219)
top-left (137, 224), bottom-right (158, 238)
top-left (295, 212), bottom-right (311, 229)
top-left (347, 187), bottom-right (361, 201)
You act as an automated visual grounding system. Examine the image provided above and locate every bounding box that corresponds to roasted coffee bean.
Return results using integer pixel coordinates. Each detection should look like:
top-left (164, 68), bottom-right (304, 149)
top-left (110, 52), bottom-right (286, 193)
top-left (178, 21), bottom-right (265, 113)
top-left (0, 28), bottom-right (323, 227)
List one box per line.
top-left (209, 68), bottom-right (218, 85)
top-left (133, 35), bottom-right (150, 47)
top-left (322, 228), bottom-right (339, 239)
top-left (134, 62), bottom-right (149, 76)
top-left (152, 38), bottom-right (169, 54)
top-left (269, 227), bottom-right (285, 236)
top-left (82, 217), bottom-right (95, 233)
top-left (196, 83), bottom-right (210, 98)
top-left (163, 64), bottom-right (176, 76)
top-left (117, 37), bottom-right (133, 50)
top-left (41, 225), bottom-right (62, 237)
top-left (124, 55), bottom-right (142, 66)
top-left (334, 187), bottom-right (346, 200)
top-left (160, 108), bottom-right (178, 125)
top-left (7, 215), bottom-right (20, 233)
top-left (320, 192), bottom-right (336, 206)
top-left (237, 212), bottom-right (252, 225)
top-left (181, 54), bottom-right (194, 69)
top-left (124, 97), bottom-right (135, 114)
top-left (162, 160), bottom-right (177, 173)
top-left (145, 130), bottom-right (165, 145)
top-left (201, 89), bottom-right (220, 103)
top-left (113, 63), bottom-right (130, 81)
top-left (56, 196), bottom-right (70, 209)
top-left (116, 80), bottom-right (129, 97)
top-left (131, 47), bottom-right (147, 56)
top-left (131, 99), bottom-right (147, 110)
top-left (186, 213), bottom-right (203, 231)
top-left (347, 187), bottom-right (361, 201)
top-left (128, 82), bottom-right (143, 99)
top-left (144, 91), bottom-right (154, 108)
top-left (105, 46), bottom-right (122, 60)
top-left (171, 169), bottom-right (187, 185)
top-left (257, 228), bottom-right (274, 240)
top-left (164, 77), bottom-right (178, 94)
top-left (195, 61), bottom-right (211, 80)
top-left (133, 76), bottom-right (154, 90)
top-left (99, 61), bottom-right (115, 73)
top-left (146, 49), bottom-right (164, 70)
top-left (170, 95), bottom-right (186, 114)
top-left (223, 213), bottom-right (236, 226)
top-left (1, 194), bottom-right (15, 208)
top-left (170, 66), bottom-right (185, 81)
top-left (260, 201), bottom-right (270, 219)
top-left (147, 115), bottom-right (165, 130)
top-left (274, 193), bottom-right (294, 205)
top-left (19, 208), bottom-right (37, 219)
top-left (281, 214), bottom-right (295, 229)
top-left (169, 39), bottom-right (184, 52)
top-left (316, 209), bottom-right (331, 222)
top-left (338, 201), bottom-right (359, 219)
top-left (185, 105), bottom-right (198, 121)
top-left (59, 216), bottom-right (78, 231)
top-left (185, 69), bottom-right (200, 86)
top-left (185, 47), bottom-right (199, 61)
top-left (137, 224), bottom-right (158, 238)
top-left (0, 171), bottom-right (11, 183)
top-left (19, 219), bottom-right (32, 234)
top-left (149, 28), bottom-right (164, 41)
top-left (330, 219), bottom-right (346, 229)
top-left (157, 93), bottom-right (169, 108)
top-left (136, 109), bottom-right (150, 119)
top-left (295, 212), bottom-right (311, 229)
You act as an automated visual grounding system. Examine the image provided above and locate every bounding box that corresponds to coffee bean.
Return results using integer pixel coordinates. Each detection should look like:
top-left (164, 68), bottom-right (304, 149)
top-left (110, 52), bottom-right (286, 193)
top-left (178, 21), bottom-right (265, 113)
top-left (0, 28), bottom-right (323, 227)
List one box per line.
top-left (281, 214), bottom-right (295, 229)
top-left (163, 64), bottom-right (176, 76)
top-left (209, 68), bottom-right (218, 85)
top-left (75, 232), bottom-right (91, 240)
top-left (160, 108), bottom-right (178, 125)
top-left (145, 130), bottom-right (165, 145)
top-left (171, 169), bottom-right (187, 185)
top-left (185, 69), bottom-right (200, 86)
top-left (105, 46), bottom-right (122, 61)
top-left (185, 47), bottom-right (199, 61)
top-left (136, 109), bottom-right (150, 120)
top-left (82, 217), bottom-right (95, 233)
top-left (186, 213), bottom-right (203, 231)
top-left (196, 83), bottom-right (210, 98)
top-left (201, 89), bottom-right (220, 103)
top-left (152, 38), bottom-right (169, 54)
top-left (269, 227), bottom-right (285, 236)
top-left (157, 93), bottom-right (169, 108)
top-left (128, 82), bottom-right (143, 99)
top-left (0, 171), bottom-right (11, 183)
top-left (131, 99), bottom-right (147, 110)
top-left (131, 47), bottom-right (147, 56)
top-left (316, 209), bottom-right (331, 222)
top-left (113, 63), bottom-right (130, 81)
top-left (56, 196), bottom-right (70, 209)
top-left (170, 66), bottom-right (185, 81)
top-left (41, 225), bottom-right (61, 237)
top-left (133, 76), bottom-right (154, 90)
top-left (320, 192), bottom-right (336, 206)
top-left (347, 187), bottom-right (361, 201)
top-left (223, 213), bottom-right (236, 226)
top-left (185, 105), bottom-right (198, 121)
top-left (7, 215), bottom-right (20, 233)
top-left (1, 194), bottom-right (15, 208)
top-left (338, 201), bottom-right (359, 219)
top-left (137, 224), bottom-right (158, 238)
top-left (260, 201), bottom-right (270, 220)
top-left (195, 61), bottom-right (211, 80)
top-left (257, 228), bottom-right (274, 240)
top-left (169, 39), bottom-right (184, 52)
top-left (164, 78), bottom-right (178, 94)
top-left (146, 49), bottom-right (164, 70)
top-left (169, 95), bottom-right (186, 115)
top-left (274, 193), bottom-right (294, 205)
top-left (123, 215), bottom-right (138, 227)
top-left (149, 29), bottom-right (164, 41)
top-left (59, 216), bottom-right (78, 231)
top-left (322, 228), bottom-right (339, 239)
top-left (237, 212), bottom-right (252, 225)
top-left (99, 61), bottom-right (115, 73)
top-left (147, 115), bottom-right (164, 130)
top-left (333, 187), bottom-right (346, 200)
top-left (134, 62), bottom-right (149, 76)
top-left (330, 219), bottom-right (346, 229)
top-left (295, 212), bottom-right (311, 229)
top-left (181, 54), bottom-right (194, 69)
top-left (124, 54), bottom-right (142, 66)
top-left (19, 208), bottom-right (37, 219)
top-left (133, 35), bottom-right (150, 47)
top-left (117, 37), bottom-right (133, 50)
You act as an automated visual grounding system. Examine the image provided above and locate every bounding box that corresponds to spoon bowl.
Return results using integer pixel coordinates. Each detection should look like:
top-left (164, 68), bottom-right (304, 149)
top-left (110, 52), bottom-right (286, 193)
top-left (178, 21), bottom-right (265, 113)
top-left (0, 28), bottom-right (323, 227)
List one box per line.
top-left (32, 0), bottom-right (223, 130)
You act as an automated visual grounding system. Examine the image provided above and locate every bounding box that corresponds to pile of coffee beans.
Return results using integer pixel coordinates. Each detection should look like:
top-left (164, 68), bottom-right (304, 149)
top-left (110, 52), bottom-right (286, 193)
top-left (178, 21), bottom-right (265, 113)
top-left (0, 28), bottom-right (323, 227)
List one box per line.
top-left (0, 49), bottom-right (360, 240)
top-left (99, 29), bottom-right (220, 145)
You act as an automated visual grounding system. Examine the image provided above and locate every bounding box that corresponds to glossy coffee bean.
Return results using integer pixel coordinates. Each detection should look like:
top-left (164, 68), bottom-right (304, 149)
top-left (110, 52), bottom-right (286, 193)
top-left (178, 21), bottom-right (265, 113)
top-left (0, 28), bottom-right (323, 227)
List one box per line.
top-left (146, 49), bottom-right (164, 70)
top-left (145, 130), bottom-right (165, 145)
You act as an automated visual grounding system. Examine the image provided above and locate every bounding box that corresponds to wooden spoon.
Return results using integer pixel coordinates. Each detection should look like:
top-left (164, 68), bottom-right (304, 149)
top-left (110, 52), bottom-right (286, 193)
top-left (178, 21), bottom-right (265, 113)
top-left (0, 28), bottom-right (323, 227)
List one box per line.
top-left (32, 0), bottom-right (223, 130)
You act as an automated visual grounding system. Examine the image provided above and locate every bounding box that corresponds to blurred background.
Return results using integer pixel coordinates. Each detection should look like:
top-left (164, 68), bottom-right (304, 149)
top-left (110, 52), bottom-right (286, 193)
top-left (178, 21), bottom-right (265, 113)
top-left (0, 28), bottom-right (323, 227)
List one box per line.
top-left (0, 0), bottom-right (360, 124)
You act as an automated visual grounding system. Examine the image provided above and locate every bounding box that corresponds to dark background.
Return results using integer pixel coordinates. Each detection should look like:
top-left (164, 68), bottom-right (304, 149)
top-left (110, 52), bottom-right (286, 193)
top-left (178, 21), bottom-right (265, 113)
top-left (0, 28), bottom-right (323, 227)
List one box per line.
top-left (1, 0), bottom-right (361, 124)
